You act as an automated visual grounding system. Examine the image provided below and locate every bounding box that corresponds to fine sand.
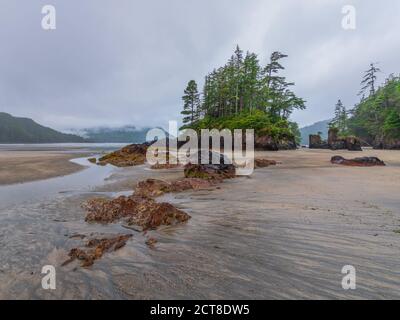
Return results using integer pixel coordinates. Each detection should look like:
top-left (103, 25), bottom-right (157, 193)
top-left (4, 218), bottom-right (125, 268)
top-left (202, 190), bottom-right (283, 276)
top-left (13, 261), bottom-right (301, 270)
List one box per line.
top-left (0, 151), bottom-right (86, 185)
top-left (0, 148), bottom-right (400, 299)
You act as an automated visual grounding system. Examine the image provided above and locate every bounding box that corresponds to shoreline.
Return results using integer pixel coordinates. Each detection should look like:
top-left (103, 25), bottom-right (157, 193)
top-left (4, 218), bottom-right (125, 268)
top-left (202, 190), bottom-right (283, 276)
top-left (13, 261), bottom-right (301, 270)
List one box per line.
top-left (1, 147), bottom-right (400, 298)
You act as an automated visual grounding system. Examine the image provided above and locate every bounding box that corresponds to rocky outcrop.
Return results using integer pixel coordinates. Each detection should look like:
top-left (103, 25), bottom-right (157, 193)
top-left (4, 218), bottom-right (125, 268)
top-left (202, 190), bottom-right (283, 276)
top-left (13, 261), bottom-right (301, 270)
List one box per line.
top-left (309, 128), bottom-right (362, 151)
top-left (255, 135), bottom-right (296, 151)
top-left (373, 139), bottom-right (400, 150)
top-left (62, 234), bottom-right (132, 267)
top-left (331, 156), bottom-right (386, 167)
top-left (83, 195), bottom-right (190, 230)
top-left (96, 142), bottom-right (153, 167)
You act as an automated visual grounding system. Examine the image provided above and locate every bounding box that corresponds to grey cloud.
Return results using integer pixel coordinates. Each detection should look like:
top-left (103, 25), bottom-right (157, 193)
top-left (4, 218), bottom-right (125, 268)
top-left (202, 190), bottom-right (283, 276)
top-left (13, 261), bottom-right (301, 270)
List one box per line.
top-left (0, 0), bottom-right (399, 130)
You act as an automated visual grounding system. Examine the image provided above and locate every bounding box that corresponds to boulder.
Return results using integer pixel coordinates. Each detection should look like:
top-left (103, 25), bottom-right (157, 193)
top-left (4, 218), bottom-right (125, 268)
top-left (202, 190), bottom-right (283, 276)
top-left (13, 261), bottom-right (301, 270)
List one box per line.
top-left (331, 156), bottom-right (386, 167)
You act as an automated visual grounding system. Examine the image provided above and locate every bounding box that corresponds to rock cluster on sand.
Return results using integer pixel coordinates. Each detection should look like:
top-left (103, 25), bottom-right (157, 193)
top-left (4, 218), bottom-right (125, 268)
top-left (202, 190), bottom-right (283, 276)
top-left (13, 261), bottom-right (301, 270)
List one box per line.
top-left (62, 234), bottom-right (132, 267)
top-left (331, 156), bottom-right (386, 167)
top-left (83, 195), bottom-right (190, 230)
top-left (309, 128), bottom-right (362, 151)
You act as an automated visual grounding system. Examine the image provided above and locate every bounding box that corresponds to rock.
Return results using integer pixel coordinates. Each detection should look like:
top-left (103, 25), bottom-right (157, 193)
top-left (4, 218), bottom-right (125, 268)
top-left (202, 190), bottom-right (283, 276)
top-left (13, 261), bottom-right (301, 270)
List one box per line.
top-left (83, 195), bottom-right (190, 230)
top-left (87, 157), bottom-right (97, 164)
top-left (254, 158), bottom-right (277, 168)
top-left (184, 163), bottom-right (236, 180)
top-left (310, 129), bottom-right (362, 151)
top-left (309, 134), bottom-right (330, 149)
top-left (97, 142), bottom-right (153, 167)
top-left (331, 156), bottom-right (386, 167)
top-left (345, 136), bottom-right (362, 151)
top-left (62, 234), bottom-right (132, 267)
top-left (134, 178), bottom-right (217, 198)
top-left (373, 139), bottom-right (400, 150)
top-left (255, 135), bottom-right (278, 151)
top-left (255, 135), bottom-right (297, 151)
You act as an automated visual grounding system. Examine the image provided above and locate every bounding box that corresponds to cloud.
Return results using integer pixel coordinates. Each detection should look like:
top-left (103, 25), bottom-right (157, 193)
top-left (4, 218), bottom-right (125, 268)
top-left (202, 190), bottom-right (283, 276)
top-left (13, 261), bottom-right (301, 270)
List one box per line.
top-left (0, 0), bottom-right (399, 130)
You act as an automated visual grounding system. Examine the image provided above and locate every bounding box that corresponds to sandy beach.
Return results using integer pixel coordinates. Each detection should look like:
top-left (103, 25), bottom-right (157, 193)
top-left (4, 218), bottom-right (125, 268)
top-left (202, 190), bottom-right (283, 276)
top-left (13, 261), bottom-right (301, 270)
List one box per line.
top-left (0, 147), bottom-right (400, 299)
top-left (0, 151), bottom-right (87, 185)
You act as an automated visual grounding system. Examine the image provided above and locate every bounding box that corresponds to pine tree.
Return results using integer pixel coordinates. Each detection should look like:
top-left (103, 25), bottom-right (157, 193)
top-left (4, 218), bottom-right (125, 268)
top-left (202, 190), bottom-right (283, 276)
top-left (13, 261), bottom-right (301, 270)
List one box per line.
top-left (359, 63), bottom-right (381, 97)
top-left (330, 99), bottom-right (348, 133)
top-left (181, 80), bottom-right (200, 126)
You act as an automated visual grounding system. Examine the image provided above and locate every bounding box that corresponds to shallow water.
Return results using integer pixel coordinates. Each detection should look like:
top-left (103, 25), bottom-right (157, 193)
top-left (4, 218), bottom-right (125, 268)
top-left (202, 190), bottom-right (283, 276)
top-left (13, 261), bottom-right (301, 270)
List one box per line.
top-left (0, 157), bottom-right (116, 210)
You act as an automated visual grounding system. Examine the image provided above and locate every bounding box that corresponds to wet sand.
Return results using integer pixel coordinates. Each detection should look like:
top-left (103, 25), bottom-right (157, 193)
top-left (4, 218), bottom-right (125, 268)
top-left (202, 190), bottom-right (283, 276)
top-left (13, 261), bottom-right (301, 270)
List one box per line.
top-left (1, 148), bottom-right (400, 299)
top-left (0, 151), bottom-right (86, 185)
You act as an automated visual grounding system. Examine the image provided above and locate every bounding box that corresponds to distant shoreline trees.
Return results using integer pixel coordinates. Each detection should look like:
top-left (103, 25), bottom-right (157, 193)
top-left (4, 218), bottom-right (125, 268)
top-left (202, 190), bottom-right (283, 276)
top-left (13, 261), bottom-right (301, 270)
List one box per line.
top-left (334, 63), bottom-right (400, 145)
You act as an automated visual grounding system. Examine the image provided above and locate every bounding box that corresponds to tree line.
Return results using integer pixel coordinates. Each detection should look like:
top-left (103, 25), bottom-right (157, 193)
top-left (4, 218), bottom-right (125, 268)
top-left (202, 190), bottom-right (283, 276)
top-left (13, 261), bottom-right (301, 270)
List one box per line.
top-left (181, 46), bottom-right (306, 128)
top-left (330, 63), bottom-right (400, 143)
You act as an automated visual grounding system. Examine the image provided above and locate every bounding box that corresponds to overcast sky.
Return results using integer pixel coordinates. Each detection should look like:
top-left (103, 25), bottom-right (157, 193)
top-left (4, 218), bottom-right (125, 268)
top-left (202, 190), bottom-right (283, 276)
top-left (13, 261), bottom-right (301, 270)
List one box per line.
top-left (0, 0), bottom-right (399, 130)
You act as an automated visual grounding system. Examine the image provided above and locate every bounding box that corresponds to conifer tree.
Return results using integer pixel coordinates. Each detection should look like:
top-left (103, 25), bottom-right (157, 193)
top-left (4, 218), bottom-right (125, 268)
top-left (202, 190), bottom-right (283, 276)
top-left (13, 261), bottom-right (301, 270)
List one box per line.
top-left (181, 80), bottom-right (200, 125)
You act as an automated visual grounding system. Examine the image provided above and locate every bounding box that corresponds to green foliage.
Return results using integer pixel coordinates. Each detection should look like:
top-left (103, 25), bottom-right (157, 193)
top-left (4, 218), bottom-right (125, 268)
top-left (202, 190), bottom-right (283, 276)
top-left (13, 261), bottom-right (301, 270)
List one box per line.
top-left (185, 110), bottom-right (295, 140)
top-left (181, 80), bottom-right (201, 126)
top-left (348, 72), bottom-right (400, 143)
top-left (329, 99), bottom-right (348, 135)
top-left (180, 46), bottom-right (305, 143)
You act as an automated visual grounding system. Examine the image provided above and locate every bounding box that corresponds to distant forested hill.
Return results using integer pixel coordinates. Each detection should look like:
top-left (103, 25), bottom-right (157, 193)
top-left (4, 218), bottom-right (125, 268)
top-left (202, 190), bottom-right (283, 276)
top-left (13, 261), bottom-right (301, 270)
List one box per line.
top-left (0, 112), bottom-right (84, 143)
top-left (76, 126), bottom-right (151, 143)
top-left (300, 119), bottom-right (330, 145)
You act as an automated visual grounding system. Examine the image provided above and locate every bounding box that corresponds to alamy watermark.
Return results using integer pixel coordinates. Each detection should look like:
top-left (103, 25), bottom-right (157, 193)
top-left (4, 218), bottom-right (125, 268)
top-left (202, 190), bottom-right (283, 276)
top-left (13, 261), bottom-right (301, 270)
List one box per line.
top-left (41, 5), bottom-right (56, 30)
top-left (341, 265), bottom-right (356, 290)
top-left (146, 121), bottom-right (255, 176)
top-left (41, 265), bottom-right (56, 290)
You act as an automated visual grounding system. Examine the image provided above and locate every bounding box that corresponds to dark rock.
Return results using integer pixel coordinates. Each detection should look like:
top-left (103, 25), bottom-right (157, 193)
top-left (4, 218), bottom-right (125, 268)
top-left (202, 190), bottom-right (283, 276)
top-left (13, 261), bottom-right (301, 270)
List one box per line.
top-left (331, 156), bottom-right (386, 166)
top-left (184, 163), bottom-right (236, 180)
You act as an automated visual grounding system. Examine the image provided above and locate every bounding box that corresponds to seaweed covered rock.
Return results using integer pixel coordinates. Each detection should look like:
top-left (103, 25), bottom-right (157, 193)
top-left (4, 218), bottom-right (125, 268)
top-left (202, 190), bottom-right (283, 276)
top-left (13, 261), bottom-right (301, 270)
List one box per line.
top-left (135, 178), bottom-right (217, 198)
top-left (331, 156), bottom-right (386, 167)
top-left (97, 142), bottom-right (153, 167)
top-left (62, 234), bottom-right (132, 267)
top-left (83, 195), bottom-right (190, 230)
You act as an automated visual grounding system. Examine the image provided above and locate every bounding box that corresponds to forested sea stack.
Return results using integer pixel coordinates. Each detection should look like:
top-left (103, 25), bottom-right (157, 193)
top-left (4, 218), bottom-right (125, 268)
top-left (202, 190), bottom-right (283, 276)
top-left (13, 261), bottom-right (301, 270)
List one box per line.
top-left (180, 46), bottom-right (306, 150)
